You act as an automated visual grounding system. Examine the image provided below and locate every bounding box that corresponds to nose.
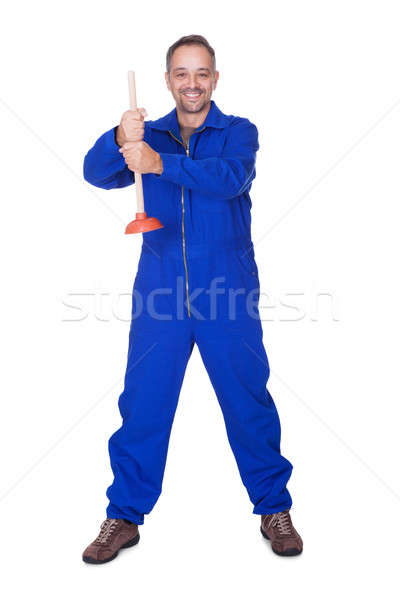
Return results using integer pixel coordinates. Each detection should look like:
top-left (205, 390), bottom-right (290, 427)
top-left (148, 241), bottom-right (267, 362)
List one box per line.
top-left (187, 74), bottom-right (200, 89)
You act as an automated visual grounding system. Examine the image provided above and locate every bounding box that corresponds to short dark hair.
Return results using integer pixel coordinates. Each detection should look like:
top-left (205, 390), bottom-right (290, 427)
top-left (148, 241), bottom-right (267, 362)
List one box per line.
top-left (166, 35), bottom-right (216, 75)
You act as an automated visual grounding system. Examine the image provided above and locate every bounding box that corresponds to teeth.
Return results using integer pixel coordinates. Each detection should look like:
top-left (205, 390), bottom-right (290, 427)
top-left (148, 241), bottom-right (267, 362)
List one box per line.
top-left (184, 93), bottom-right (200, 97)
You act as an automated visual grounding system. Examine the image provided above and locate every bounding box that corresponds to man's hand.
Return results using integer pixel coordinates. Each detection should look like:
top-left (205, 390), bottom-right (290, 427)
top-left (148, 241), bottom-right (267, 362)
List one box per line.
top-left (119, 141), bottom-right (163, 175)
top-left (116, 108), bottom-right (147, 147)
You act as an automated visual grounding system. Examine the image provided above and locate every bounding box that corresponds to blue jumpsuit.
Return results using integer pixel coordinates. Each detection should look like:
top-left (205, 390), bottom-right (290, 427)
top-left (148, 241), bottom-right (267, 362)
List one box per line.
top-left (83, 100), bottom-right (293, 525)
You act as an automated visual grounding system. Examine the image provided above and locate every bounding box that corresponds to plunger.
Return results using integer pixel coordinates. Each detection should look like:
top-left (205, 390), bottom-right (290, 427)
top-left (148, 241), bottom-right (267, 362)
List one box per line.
top-left (125, 70), bottom-right (163, 234)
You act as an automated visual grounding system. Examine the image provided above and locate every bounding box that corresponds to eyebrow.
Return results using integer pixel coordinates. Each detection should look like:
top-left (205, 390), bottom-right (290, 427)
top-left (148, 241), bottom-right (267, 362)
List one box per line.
top-left (172, 67), bottom-right (211, 73)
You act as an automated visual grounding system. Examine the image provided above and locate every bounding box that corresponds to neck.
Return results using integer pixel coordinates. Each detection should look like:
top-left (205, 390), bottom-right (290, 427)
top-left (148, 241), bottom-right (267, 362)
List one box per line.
top-left (176, 100), bottom-right (211, 130)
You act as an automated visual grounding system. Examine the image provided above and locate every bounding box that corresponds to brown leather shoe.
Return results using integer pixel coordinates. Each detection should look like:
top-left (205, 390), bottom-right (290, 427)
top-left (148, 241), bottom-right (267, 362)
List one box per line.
top-left (82, 518), bottom-right (140, 564)
top-left (260, 510), bottom-right (303, 556)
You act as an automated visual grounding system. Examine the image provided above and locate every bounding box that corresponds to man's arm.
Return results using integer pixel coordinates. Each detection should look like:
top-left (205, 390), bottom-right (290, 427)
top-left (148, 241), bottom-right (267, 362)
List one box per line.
top-left (155, 119), bottom-right (259, 200)
top-left (83, 126), bottom-right (134, 189)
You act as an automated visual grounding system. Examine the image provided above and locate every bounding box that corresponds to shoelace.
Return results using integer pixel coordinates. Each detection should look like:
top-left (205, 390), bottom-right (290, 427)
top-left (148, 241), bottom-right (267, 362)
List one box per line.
top-left (94, 518), bottom-right (120, 544)
top-left (267, 511), bottom-right (292, 535)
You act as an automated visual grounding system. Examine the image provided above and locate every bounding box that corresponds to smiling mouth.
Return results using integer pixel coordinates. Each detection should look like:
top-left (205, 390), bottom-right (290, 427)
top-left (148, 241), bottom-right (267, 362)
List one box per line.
top-left (182, 92), bottom-right (202, 99)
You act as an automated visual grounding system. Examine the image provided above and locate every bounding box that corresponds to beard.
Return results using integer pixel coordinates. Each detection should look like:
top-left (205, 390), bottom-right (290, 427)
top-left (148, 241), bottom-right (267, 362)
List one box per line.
top-left (177, 91), bottom-right (209, 113)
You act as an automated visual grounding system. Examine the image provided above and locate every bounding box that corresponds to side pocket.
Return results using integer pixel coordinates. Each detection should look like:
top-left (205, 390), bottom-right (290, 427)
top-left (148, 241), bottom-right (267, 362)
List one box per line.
top-left (234, 246), bottom-right (259, 281)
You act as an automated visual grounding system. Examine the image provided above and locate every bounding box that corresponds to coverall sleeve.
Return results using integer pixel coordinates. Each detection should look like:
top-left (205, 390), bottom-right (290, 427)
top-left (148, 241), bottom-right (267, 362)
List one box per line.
top-left (83, 126), bottom-right (134, 189)
top-left (155, 119), bottom-right (259, 200)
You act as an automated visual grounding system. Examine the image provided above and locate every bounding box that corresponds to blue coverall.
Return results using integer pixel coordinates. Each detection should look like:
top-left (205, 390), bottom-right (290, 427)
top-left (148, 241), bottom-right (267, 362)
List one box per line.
top-left (83, 99), bottom-right (293, 525)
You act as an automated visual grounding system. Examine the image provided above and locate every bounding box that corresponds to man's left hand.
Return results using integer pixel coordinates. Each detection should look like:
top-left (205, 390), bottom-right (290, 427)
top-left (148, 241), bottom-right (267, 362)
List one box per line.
top-left (119, 141), bottom-right (163, 175)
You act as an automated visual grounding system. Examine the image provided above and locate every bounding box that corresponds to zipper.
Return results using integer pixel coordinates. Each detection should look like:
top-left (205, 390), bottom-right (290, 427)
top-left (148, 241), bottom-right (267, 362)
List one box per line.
top-left (168, 129), bottom-right (191, 317)
top-left (167, 126), bottom-right (206, 318)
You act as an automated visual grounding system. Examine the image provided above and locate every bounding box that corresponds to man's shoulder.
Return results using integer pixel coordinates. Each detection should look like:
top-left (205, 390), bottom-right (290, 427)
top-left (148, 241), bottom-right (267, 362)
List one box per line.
top-left (219, 107), bottom-right (257, 133)
top-left (223, 114), bottom-right (259, 144)
top-left (220, 111), bottom-right (259, 151)
top-left (211, 102), bottom-right (257, 133)
top-left (228, 115), bottom-right (257, 130)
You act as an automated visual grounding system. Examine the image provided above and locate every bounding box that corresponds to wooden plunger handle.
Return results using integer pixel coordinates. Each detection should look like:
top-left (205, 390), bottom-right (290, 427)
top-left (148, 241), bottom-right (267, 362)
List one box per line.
top-left (127, 70), bottom-right (144, 214)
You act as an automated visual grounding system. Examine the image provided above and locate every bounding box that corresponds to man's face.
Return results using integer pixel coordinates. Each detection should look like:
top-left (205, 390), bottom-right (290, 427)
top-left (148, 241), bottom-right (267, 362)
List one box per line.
top-left (165, 44), bottom-right (219, 114)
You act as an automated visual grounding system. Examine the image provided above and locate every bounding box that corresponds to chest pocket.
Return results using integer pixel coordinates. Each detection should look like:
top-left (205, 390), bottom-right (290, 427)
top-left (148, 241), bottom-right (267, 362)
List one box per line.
top-left (190, 128), bottom-right (225, 159)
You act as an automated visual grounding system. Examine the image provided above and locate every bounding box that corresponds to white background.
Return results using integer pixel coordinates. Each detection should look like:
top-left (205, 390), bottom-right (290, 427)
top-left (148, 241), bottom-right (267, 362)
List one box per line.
top-left (1, 0), bottom-right (399, 597)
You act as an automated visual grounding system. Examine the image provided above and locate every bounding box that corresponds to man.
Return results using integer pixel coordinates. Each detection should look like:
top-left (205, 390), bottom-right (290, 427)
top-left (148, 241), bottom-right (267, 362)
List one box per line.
top-left (82, 34), bottom-right (303, 564)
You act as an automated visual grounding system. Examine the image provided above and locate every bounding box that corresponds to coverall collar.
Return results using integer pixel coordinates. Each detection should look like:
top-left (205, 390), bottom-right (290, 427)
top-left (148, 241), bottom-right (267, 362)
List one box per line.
top-left (148, 99), bottom-right (231, 137)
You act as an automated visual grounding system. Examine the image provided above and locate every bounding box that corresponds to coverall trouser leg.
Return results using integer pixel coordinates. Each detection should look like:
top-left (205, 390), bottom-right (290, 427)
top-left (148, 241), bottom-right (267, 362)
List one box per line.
top-left (194, 317), bottom-right (293, 516)
top-left (106, 316), bottom-right (194, 525)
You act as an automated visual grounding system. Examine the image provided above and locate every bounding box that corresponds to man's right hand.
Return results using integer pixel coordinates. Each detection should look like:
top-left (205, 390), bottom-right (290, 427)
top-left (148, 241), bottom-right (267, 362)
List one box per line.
top-left (116, 108), bottom-right (148, 147)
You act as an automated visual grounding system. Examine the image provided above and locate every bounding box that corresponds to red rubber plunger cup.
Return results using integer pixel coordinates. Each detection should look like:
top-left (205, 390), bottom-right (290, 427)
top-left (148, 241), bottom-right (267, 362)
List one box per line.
top-left (124, 71), bottom-right (163, 235)
top-left (125, 212), bottom-right (163, 234)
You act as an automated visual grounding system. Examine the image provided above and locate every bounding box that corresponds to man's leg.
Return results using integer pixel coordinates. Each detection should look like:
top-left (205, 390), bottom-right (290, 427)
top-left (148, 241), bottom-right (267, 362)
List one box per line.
top-left (194, 316), bottom-right (293, 515)
top-left (106, 315), bottom-right (194, 524)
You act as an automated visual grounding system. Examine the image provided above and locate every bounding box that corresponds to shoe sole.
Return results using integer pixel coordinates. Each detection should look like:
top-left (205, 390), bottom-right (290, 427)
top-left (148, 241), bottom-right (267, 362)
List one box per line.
top-left (82, 533), bottom-right (140, 564)
top-left (260, 526), bottom-right (302, 557)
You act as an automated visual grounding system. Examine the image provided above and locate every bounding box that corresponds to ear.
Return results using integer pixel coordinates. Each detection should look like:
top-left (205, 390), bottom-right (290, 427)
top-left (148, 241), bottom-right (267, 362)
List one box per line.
top-left (164, 71), bottom-right (170, 90)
